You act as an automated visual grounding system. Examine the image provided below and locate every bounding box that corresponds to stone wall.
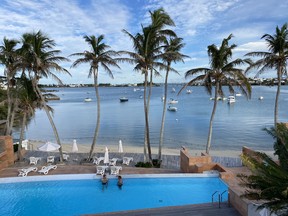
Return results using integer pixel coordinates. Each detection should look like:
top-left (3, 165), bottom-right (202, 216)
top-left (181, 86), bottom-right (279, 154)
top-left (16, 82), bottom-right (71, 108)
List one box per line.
top-left (0, 136), bottom-right (14, 170)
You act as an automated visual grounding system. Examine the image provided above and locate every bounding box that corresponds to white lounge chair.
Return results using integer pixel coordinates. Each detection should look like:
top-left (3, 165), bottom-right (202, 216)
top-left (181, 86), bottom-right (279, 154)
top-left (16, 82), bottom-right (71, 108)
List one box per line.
top-left (47, 156), bottom-right (55, 163)
top-left (92, 156), bottom-right (104, 165)
top-left (18, 167), bottom-right (38, 177)
top-left (110, 166), bottom-right (122, 175)
top-left (109, 158), bottom-right (118, 166)
top-left (122, 157), bottom-right (133, 165)
top-left (29, 157), bottom-right (41, 165)
top-left (38, 165), bottom-right (57, 175)
top-left (96, 166), bottom-right (108, 175)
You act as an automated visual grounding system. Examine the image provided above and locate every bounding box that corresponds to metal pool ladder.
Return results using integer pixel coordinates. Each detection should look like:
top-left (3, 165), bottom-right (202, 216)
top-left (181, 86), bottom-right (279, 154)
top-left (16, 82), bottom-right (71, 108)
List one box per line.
top-left (211, 190), bottom-right (230, 208)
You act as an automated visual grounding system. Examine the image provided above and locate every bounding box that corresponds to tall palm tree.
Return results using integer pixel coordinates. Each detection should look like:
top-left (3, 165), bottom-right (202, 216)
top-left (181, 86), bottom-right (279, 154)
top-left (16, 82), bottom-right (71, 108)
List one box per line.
top-left (239, 123), bottom-right (288, 215)
top-left (16, 76), bottom-right (42, 160)
top-left (19, 31), bottom-right (70, 162)
top-left (179, 34), bottom-right (251, 154)
top-left (158, 37), bottom-right (188, 161)
top-left (246, 23), bottom-right (288, 128)
top-left (122, 8), bottom-right (176, 163)
top-left (70, 35), bottom-right (121, 160)
top-left (0, 37), bottom-right (19, 135)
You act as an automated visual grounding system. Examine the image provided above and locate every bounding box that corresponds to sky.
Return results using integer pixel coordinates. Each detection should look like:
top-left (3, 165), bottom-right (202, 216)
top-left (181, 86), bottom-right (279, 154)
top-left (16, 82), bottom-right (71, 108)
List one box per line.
top-left (0, 0), bottom-right (287, 85)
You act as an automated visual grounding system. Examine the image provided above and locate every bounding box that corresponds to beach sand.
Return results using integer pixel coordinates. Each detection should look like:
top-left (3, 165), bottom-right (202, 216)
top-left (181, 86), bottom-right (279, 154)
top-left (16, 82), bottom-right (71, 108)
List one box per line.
top-left (27, 140), bottom-right (276, 159)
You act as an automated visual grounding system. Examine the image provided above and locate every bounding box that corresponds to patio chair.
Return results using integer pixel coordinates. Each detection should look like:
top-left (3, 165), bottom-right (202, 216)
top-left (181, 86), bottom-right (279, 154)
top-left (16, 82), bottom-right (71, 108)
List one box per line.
top-left (92, 156), bottom-right (104, 165)
top-left (63, 153), bottom-right (69, 161)
top-left (122, 157), bottom-right (133, 165)
top-left (18, 167), bottom-right (38, 177)
top-left (29, 157), bottom-right (41, 165)
top-left (47, 156), bottom-right (55, 163)
top-left (109, 158), bottom-right (118, 166)
top-left (38, 165), bottom-right (57, 175)
top-left (110, 166), bottom-right (122, 175)
top-left (96, 166), bottom-right (108, 175)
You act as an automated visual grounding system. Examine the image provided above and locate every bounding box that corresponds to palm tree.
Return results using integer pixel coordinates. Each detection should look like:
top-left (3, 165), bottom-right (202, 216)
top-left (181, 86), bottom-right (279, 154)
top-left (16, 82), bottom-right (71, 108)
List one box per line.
top-left (158, 37), bottom-right (188, 161)
top-left (239, 123), bottom-right (288, 215)
top-left (245, 23), bottom-right (288, 128)
top-left (19, 31), bottom-right (70, 162)
top-left (70, 35), bottom-right (121, 160)
top-left (179, 34), bottom-right (251, 154)
top-left (122, 8), bottom-right (176, 163)
top-left (0, 37), bottom-right (19, 135)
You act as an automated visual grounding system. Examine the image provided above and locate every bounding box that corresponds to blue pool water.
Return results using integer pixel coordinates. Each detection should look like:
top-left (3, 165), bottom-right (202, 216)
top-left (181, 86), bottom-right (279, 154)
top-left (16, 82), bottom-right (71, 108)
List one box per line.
top-left (0, 176), bottom-right (228, 216)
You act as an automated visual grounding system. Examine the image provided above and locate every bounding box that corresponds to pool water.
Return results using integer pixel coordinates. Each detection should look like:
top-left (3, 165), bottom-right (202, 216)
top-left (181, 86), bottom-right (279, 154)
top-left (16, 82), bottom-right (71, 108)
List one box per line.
top-left (0, 176), bottom-right (228, 216)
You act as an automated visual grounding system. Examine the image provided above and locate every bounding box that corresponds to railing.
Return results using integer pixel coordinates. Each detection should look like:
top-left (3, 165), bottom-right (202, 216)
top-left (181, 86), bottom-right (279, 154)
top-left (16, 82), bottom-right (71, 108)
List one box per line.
top-left (212, 190), bottom-right (229, 208)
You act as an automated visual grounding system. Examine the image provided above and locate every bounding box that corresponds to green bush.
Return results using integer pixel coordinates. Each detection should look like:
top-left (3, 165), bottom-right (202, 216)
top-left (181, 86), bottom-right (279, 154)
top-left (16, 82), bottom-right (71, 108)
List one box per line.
top-left (135, 161), bottom-right (153, 168)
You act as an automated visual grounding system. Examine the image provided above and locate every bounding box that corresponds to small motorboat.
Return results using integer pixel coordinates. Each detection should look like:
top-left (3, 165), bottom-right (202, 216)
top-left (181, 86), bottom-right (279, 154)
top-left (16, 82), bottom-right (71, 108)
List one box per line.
top-left (167, 106), bottom-right (177, 111)
top-left (84, 98), bottom-right (92, 102)
top-left (186, 89), bottom-right (192, 94)
top-left (171, 88), bottom-right (176, 93)
top-left (235, 93), bottom-right (242, 97)
top-left (258, 96), bottom-right (264, 100)
top-left (119, 97), bottom-right (129, 102)
top-left (227, 96), bottom-right (235, 104)
top-left (168, 98), bottom-right (178, 104)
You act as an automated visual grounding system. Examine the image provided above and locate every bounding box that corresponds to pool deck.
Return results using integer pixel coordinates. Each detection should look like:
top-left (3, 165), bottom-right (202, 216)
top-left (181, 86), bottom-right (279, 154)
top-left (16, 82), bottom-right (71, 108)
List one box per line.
top-left (0, 153), bottom-right (247, 216)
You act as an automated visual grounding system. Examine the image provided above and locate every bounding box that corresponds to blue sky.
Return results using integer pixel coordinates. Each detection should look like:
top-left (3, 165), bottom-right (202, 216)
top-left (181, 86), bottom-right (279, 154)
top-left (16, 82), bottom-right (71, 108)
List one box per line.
top-left (0, 0), bottom-right (287, 85)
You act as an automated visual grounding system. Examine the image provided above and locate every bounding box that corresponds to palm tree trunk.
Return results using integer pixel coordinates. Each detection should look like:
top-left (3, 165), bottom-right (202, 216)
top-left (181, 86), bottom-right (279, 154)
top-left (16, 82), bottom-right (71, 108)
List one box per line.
top-left (88, 68), bottom-right (100, 160)
top-left (206, 83), bottom-right (219, 154)
top-left (158, 65), bottom-right (170, 161)
top-left (274, 68), bottom-right (282, 129)
top-left (143, 70), bottom-right (152, 162)
top-left (18, 112), bottom-right (26, 161)
top-left (8, 99), bottom-right (17, 136)
top-left (34, 81), bottom-right (64, 162)
top-left (5, 75), bottom-right (12, 135)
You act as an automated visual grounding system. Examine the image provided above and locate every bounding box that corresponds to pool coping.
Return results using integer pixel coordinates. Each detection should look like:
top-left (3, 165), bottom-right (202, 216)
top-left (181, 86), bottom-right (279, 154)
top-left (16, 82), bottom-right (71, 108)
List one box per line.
top-left (0, 173), bottom-right (221, 184)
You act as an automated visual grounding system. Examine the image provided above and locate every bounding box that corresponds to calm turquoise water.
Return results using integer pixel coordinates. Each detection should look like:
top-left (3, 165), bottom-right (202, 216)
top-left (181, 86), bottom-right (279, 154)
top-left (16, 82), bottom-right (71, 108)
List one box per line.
top-left (0, 177), bottom-right (228, 216)
top-left (17, 85), bottom-right (288, 151)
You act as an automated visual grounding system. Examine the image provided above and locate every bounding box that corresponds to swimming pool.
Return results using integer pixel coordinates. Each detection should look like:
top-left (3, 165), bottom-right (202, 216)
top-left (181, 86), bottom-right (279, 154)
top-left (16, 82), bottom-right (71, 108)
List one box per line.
top-left (0, 174), bottom-right (228, 216)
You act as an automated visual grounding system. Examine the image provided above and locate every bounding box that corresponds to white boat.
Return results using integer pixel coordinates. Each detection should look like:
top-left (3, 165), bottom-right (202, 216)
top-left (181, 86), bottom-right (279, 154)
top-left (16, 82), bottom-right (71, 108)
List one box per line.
top-left (235, 93), bottom-right (242, 97)
top-left (84, 98), bottom-right (92, 102)
top-left (171, 88), bottom-right (176, 93)
top-left (119, 97), bottom-right (129, 102)
top-left (186, 89), bottom-right (192, 94)
top-left (167, 106), bottom-right (177, 111)
top-left (168, 98), bottom-right (178, 104)
top-left (227, 96), bottom-right (235, 104)
top-left (258, 96), bottom-right (264, 100)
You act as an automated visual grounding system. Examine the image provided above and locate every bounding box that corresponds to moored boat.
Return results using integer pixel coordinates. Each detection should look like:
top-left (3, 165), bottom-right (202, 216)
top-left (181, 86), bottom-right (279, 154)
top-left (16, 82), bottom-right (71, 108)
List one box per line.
top-left (168, 98), bottom-right (178, 104)
top-left (167, 106), bottom-right (177, 111)
top-left (227, 96), bottom-right (235, 104)
top-left (119, 97), bottom-right (129, 102)
top-left (84, 98), bottom-right (92, 102)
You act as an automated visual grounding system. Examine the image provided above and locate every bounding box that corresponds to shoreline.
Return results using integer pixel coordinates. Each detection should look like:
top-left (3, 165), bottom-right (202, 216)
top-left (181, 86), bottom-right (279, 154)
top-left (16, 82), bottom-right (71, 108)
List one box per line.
top-left (27, 140), bottom-right (276, 158)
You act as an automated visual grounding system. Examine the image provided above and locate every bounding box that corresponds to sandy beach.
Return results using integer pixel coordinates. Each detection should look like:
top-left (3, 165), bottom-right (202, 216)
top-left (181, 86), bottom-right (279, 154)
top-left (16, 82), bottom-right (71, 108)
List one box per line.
top-left (27, 140), bottom-right (276, 159)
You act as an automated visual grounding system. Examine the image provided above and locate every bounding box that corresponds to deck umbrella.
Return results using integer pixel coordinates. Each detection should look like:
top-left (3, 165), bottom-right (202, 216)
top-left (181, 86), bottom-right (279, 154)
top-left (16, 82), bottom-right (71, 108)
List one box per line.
top-left (38, 142), bottom-right (60, 152)
top-left (118, 140), bottom-right (123, 153)
top-left (104, 147), bottom-right (109, 165)
top-left (72, 139), bottom-right (78, 153)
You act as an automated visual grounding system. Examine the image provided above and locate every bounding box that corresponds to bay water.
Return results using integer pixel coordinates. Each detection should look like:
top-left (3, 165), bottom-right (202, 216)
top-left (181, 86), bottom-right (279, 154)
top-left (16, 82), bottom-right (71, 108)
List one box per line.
top-left (18, 85), bottom-right (288, 152)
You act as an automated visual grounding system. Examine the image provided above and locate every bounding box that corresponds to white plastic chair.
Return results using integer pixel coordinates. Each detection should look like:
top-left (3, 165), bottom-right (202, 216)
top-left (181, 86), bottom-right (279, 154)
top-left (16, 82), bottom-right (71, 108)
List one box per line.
top-left (29, 157), bottom-right (41, 165)
top-left (122, 157), bottom-right (133, 165)
top-left (18, 167), bottom-right (38, 177)
top-left (110, 166), bottom-right (122, 175)
top-left (38, 165), bottom-right (57, 175)
top-left (63, 154), bottom-right (69, 161)
top-left (47, 156), bottom-right (55, 163)
top-left (93, 157), bottom-right (104, 165)
top-left (96, 166), bottom-right (108, 175)
top-left (109, 158), bottom-right (118, 166)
